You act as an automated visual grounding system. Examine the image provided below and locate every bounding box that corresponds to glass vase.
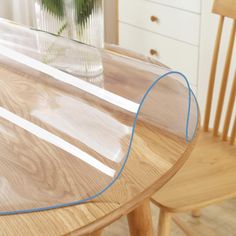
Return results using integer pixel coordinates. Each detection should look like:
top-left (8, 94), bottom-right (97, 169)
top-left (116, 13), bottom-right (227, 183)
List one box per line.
top-left (34, 0), bottom-right (104, 80)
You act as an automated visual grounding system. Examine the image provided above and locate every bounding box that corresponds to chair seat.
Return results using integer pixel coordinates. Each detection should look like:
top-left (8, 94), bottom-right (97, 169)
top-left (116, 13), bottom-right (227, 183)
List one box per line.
top-left (151, 130), bottom-right (236, 212)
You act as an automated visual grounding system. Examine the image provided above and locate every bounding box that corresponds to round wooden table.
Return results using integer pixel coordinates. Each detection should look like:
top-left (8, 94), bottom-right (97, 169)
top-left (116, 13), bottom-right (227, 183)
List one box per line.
top-left (0, 47), bottom-right (199, 236)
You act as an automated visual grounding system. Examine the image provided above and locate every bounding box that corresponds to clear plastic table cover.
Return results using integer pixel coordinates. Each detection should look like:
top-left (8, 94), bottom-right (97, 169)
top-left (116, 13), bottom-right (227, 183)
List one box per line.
top-left (0, 19), bottom-right (199, 215)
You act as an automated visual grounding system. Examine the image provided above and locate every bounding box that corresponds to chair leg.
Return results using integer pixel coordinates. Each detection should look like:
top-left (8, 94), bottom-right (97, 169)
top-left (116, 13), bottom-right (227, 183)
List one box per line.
top-left (192, 209), bottom-right (201, 217)
top-left (127, 199), bottom-right (153, 236)
top-left (173, 216), bottom-right (195, 236)
top-left (158, 208), bottom-right (172, 236)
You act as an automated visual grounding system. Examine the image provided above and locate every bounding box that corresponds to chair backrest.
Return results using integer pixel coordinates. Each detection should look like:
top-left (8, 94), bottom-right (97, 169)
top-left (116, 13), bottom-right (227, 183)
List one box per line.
top-left (203, 0), bottom-right (236, 145)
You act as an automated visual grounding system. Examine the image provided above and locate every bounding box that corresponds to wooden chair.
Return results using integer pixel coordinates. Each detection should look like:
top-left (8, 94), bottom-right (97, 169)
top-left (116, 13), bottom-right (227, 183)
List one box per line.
top-left (151, 0), bottom-right (236, 235)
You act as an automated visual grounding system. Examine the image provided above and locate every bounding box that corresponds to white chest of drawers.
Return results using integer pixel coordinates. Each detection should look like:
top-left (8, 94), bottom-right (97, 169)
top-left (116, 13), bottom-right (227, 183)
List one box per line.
top-left (118, 0), bottom-right (202, 88)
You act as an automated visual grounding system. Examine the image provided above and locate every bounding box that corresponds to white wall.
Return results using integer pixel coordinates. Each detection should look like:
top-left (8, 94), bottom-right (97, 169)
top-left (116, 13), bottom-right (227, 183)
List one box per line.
top-left (0, 0), bottom-right (12, 20)
top-left (198, 0), bottom-right (236, 131)
top-left (0, 0), bottom-right (35, 26)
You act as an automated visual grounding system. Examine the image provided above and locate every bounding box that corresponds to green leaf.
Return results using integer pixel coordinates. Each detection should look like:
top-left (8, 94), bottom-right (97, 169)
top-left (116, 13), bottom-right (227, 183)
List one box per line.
top-left (40, 0), bottom-right (96, 25)
top-left (74, 0), bottom-right (95, 26)
top-left (41, 0), bottom-right (64, 18)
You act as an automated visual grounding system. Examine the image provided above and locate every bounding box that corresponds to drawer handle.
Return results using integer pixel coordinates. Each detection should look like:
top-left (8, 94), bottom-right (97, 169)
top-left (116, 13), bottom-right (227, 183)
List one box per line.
top-left (150, 49), bottom-right (158, 56)
top-left (150, 15), bottom-right (158, 23)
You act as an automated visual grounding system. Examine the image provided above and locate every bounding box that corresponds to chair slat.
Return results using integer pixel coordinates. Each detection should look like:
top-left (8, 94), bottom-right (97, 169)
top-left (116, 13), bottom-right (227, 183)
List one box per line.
top-left (222, 71), bottom-right (236, 141)
top-left (213, 0), bottom-right (236, 20)
top-left (204, 16), bottom-right (225, 132)
top-left (213, 20), bottom-right (236, 136)
top-left (230, 116), bottom-right (236, 145)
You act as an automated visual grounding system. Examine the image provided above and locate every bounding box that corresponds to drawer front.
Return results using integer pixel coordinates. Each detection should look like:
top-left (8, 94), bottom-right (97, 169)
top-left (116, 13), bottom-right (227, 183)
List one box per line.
top-left (119, 0), bottom-right (200, 46)
top-left (146, 0), bottom-right (201, 13)
top-left (119, 23), bottom-right (199, 85)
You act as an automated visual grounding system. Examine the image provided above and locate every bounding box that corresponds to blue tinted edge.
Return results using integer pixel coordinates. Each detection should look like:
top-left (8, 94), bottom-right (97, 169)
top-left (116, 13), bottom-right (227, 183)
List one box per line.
top-left (0, 71), bottom-right (199, 215)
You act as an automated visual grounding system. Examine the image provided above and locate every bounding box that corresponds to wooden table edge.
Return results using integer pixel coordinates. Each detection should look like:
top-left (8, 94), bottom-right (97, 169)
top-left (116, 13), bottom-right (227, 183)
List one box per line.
top-left (68, 124), bottom-right (200, 236)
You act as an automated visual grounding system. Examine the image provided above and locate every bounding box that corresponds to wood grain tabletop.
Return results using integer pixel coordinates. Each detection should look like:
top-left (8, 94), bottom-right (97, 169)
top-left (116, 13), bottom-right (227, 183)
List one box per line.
top-left (0, 47), bottom-right (199, 235)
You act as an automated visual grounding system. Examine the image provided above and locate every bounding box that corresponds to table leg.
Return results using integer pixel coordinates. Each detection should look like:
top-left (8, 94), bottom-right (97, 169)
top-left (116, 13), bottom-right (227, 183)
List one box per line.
top-left (90, 229), bottom-right (103, 236)
top-left (158, 208), bottom-right (172, 236)
top-left (127, 199), bottom-right (153, 236)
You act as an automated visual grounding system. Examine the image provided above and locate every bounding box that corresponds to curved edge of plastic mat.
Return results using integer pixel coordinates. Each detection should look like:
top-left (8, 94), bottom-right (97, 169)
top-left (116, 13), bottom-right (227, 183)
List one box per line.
top-left (0, 71), bottom-right (199, 215)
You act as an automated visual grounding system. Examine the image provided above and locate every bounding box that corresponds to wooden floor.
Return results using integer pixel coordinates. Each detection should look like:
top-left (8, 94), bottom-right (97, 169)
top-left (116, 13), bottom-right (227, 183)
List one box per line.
top-left (103, 198), bottom-right (236, 236)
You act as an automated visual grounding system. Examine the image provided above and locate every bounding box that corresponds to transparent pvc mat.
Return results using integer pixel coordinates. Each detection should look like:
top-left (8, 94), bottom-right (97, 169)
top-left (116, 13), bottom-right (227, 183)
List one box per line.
top-left (0, 19), bottom-right (199, 215)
